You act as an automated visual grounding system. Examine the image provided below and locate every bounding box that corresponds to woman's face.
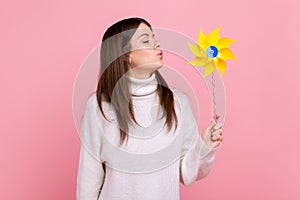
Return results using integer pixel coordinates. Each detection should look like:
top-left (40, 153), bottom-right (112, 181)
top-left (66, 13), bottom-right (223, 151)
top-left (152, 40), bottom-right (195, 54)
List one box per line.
top-left (126, 23), bottom-right (163, 79)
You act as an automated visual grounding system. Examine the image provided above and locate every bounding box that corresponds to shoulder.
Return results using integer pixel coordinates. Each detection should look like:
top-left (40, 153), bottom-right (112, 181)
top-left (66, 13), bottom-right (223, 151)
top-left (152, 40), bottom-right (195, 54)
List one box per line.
top-left (85, 92), bottom-right (109, 109)
top-left (84, 92), bottom-right (115, 121)
top-left (84, 92), bottom-right (97, 111)
top-left (86, 92), bottom-right (96, 104)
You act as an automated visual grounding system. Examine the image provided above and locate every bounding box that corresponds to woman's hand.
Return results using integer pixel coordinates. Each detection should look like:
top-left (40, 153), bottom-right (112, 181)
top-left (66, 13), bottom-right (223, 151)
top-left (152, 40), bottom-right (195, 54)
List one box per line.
top-left (200, 119), bottom-right (224, 149)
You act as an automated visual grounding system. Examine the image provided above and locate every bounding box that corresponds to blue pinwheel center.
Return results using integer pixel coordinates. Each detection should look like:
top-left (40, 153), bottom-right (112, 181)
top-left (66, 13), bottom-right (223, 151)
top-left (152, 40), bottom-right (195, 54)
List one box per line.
top-left (206, 46), bottom-right (218, 58)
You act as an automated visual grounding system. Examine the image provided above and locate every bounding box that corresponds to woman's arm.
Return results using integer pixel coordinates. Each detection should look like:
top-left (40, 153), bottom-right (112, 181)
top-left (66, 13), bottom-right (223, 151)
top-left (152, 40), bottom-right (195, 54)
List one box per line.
top-left (77, 95), bottom-right (105, 200)
top-left (179, 133), bottom-right (217, 186)
top-left (178, 92), bottom-right (219, 186)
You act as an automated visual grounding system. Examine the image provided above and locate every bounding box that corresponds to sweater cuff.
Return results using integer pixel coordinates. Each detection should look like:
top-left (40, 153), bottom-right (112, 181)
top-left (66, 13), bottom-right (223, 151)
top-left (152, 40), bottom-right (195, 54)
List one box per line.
top-left (198, 135), bottom-right (218, 159)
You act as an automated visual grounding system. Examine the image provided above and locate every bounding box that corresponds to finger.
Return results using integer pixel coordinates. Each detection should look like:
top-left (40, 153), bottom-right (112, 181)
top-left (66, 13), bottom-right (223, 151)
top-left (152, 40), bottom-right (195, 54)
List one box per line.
top-left (218, 135), bottom-right (224, 142)
top-left (212, 133), bottom-right (223, 141)
top-left (211, 129), bottom-right (222, 137)
top-left (212, 141), bottom-right (221, 148)
top-left (214, 122), bottom-right (223, 130)
top-left (211, 134), bottom-right (221, 140)
top-left (212, 136), bottom-right (223, 147)
top-left (208, 120), bottom-right (216, 130)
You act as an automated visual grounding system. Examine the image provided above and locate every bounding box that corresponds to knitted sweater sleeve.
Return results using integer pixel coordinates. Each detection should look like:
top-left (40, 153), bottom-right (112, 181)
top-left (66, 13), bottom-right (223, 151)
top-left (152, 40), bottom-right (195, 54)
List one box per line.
top-left (76, 95), bottom-right (105, 200)
top-left (178, 92), bottom-right (219, 186)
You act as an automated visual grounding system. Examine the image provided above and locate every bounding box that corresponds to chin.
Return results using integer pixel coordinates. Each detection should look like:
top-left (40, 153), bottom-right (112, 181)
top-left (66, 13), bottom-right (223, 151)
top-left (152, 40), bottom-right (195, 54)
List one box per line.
top-left (156, 63), bottom-right (163, 70)
top-left (152, 62), bottom-right (163, 70)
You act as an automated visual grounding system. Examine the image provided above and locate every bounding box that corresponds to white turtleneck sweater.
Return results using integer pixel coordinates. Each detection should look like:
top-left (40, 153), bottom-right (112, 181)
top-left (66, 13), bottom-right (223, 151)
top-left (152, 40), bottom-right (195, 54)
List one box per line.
top-left (76, 72), bottom-right (218, 200)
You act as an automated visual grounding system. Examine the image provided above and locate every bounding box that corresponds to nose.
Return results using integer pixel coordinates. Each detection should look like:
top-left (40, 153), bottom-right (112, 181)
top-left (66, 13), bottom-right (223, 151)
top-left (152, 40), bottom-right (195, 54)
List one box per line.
top-left (154, 39), bottom-right (160, 49)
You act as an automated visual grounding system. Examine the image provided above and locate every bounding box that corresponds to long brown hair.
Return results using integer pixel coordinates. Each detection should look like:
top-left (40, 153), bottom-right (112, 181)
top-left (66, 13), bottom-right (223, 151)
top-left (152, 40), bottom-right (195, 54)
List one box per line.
top-left (97, 17), bottom-right (178, 147)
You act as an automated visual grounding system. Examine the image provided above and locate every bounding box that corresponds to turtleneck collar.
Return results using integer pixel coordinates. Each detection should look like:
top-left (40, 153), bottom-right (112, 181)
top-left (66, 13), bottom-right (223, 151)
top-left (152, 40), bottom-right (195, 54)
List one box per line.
top-left (126, 72), bottom-right (158, 96)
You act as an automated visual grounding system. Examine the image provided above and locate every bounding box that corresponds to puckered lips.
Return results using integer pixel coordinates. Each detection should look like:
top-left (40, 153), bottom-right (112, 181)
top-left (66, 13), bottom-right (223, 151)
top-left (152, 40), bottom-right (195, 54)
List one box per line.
top-left (157, 51), bottom-right (163, 59)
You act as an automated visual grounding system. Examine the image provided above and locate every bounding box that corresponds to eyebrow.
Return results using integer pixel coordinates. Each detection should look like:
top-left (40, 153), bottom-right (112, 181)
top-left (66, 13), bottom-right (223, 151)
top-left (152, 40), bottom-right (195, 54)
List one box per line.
top-left (138, 33), bottom-right (155, 38)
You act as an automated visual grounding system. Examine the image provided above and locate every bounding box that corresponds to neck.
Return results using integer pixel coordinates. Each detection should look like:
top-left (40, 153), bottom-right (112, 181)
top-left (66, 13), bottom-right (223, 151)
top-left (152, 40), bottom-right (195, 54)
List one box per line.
top-left (126, 69), bottom-right (154, 79)
top-left (126, 72), bottom-right (158, 96)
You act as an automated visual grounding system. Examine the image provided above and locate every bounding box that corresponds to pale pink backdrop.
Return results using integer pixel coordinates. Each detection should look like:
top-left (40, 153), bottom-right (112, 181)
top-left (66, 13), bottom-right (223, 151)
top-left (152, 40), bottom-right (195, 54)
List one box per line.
top-left (1, 0), bottom-right (299, 199)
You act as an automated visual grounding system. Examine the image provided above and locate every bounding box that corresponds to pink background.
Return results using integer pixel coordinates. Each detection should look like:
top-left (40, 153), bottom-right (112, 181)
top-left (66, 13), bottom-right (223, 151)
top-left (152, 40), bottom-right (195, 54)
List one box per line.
top-left (1, 0), bottom-right (300, 199)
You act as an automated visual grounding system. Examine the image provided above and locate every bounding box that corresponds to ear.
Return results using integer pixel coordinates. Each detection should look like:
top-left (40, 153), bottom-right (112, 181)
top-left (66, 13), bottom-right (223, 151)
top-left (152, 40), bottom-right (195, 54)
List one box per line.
top-left (126, 52), bottom-right (132, 59)
top-left (124, 53), bottom-right (132, 67)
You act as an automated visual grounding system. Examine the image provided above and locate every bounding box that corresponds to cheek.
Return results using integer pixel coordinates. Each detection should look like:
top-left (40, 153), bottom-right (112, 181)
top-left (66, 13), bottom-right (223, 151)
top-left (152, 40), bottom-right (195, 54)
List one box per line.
top-left (132, 50), bottom-right (157, 65)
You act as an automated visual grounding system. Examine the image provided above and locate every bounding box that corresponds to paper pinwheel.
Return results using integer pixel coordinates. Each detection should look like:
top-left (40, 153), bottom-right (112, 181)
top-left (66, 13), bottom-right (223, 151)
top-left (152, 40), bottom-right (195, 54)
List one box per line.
top-left (187, 26), bottom-right (236, 77)
top-left (187, 26), bottom-right (237, 122)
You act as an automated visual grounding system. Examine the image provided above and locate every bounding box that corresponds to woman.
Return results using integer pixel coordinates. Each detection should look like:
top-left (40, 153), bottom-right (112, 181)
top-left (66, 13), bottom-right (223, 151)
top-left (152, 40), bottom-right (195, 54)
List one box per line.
top-left (77, 17), bottom-right (223, 200)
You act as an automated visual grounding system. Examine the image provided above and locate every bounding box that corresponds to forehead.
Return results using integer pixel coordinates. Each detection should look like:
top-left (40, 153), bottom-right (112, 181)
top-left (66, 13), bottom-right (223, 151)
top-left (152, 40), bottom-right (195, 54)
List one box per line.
top-left (131, 23), bottom-right (153, 40)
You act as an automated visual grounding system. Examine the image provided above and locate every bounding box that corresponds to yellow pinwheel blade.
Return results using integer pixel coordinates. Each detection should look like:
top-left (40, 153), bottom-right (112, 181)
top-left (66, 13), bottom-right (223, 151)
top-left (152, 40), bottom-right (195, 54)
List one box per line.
top-left (217, 38), bottom-right (236, 49)
top-left (187, 42), bottom-right (206, 57)
top-left (202, 61), bottom-right (216, 77)
top-left (207, 26), bottom-right (222, 47)
top-left (187, 56), bottom-right (209, 66)
top-left (218, 48), bottom-right (237, 61)
top-left (187, 26), bottom-right (236, 77)
top-left (215, 57), bottom-right (226, 77)
top-left (198, 28), bottom-right (209, 49)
